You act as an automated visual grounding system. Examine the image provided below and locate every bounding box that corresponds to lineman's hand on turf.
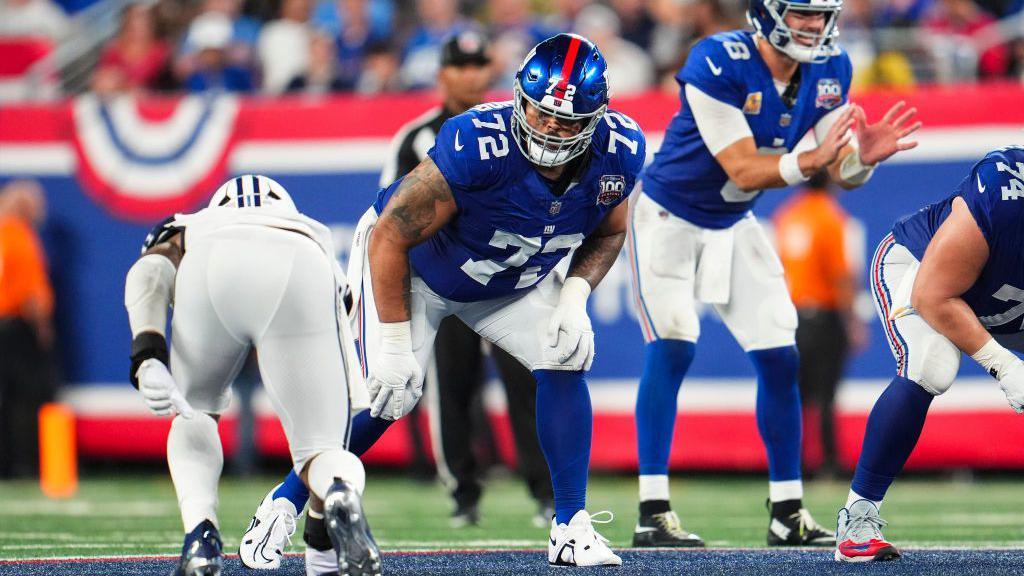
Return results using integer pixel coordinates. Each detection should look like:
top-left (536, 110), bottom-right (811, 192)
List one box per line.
top-left (546, 276), bottom-right (595, 371)
top-left (998, 361), bottom-right (1024, 414)
top-left (136, 359), bottom-right (194, 418)
top-left (367, 321), bottom-right (423, 421)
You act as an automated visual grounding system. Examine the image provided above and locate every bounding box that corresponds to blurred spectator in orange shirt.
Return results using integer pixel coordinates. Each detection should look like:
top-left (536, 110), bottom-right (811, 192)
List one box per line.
top-left (91, 3), bottom-right (172, 95)
top-left (0, 179), bottom-right (57, 479)
top-left (774, 171), bottom-right (866, 478)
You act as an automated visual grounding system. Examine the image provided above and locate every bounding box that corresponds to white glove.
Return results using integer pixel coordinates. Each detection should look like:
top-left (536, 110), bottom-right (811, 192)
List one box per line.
top-left (136, 359), bottom-right (194, 418)
top-left (971, 338), bottom-right (1024, 414)
top-left (998, 360), bottom-right (1024, 414)
top-left (546, 276), bottom-right (595, 371)
top-left (367, 321), bottom-right (423, 421)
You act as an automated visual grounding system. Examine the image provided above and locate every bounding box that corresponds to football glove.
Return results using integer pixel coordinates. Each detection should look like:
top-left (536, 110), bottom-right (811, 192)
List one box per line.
top-left (136, 358), bottom-right (194, 418)
top-left (546, 276), bottom-right (594, 371)
top-left (367, 321), bottom-right (423, 421)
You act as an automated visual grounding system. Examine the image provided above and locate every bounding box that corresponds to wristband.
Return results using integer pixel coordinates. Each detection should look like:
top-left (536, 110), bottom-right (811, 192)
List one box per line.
top-left (779, 152), bottom-right (809, 186)
top-left (129, 332), bottom-right (169, 389)
top-left (839, 151), bottom-right (877, 186)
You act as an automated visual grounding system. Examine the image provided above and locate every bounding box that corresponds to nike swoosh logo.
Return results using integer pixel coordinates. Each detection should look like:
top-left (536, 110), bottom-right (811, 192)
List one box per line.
top-left (634, 527), bottom-right (658, 533)
top-left (705, 56), bottom-right (722, 76)
top-left (978, 175), bottom-right (986, 193)
top-left (454, 129), bottom-right (464, 151)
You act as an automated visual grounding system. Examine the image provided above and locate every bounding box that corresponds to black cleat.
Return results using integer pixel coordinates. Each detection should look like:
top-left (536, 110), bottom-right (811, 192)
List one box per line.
top-left (324, 480), bottom-right (382, 576)
top-left (172, 519), bottom-right (223, 576)
top-left (633, 510), bottom-right (705, 548)
top-left (767, 507), bottom-right (836, 547)
top-left (451, 501), bottom-right (480, 528)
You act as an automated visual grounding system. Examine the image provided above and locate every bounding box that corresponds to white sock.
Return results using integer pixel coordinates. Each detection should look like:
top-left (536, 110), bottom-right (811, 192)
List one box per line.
top-left (846, 489), bottom-right (882, 511)
top-left (768, 480), bottom-right (804, 503)
top-left (638, 474), bottom-right (670, 502)
top-left (167, 413), bottom-right (223, 531)
top-left (306, 449), bottom-right (365, 500)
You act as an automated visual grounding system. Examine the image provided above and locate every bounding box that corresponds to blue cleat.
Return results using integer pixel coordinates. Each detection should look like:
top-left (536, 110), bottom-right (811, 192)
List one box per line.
top-left (324, 480), bottom-right (382, 576)
top-left (172, 519), bottom-right (223, 576)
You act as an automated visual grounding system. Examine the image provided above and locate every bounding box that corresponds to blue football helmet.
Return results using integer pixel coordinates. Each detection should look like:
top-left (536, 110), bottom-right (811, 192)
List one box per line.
top-left (512, 33), bottom-right (609, 167)
top-left (747, 0), bottom-right (842, 63)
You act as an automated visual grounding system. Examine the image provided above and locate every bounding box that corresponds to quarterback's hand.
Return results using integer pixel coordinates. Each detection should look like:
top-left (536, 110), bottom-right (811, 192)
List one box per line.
top-left (998, 360), bottom-right (1024, 414)
top-left (856, 101), bottom-right (921, 165)
top-left (546, 276), bottom-right (595, 371)
top-left (810, 105), bottom-right (855, 170)
top-left (136, 359), bottom-right (194, 418)
top-left (367, 321), bottom-right (423, 421)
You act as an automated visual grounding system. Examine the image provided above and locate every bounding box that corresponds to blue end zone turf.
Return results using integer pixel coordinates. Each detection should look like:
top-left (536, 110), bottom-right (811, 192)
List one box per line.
top-left (2, 549), bottom-right (1023, 575)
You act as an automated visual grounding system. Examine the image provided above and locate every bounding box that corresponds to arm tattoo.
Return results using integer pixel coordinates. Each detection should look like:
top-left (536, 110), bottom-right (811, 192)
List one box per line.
top-left (384, 158), bottom-right (454, 244)
top-left (568, 231), bottom-right (626, 288)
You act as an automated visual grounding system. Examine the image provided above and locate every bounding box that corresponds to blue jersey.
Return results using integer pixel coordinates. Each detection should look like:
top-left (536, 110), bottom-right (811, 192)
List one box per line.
top-left (642, 30), bottom-right (853, 229)
top-left (373, 101), bottom-right (646, 302)
top-left (892, 146), bottom-right (1024, 338)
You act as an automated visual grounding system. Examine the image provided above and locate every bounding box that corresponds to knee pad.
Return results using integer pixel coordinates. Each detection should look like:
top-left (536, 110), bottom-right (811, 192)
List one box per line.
top-left (906, 333), bottom-right (960, 396)
top-left (306, 449), bottom-right (365, 500)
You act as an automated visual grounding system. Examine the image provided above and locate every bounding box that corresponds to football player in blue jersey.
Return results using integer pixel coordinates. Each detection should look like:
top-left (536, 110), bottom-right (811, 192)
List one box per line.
top-left (627, 0), bottom-right (922, 548)
top-left (834, 146), bottom-right (1024, 562)
top-left (239, 33), bottom-right (646, 568)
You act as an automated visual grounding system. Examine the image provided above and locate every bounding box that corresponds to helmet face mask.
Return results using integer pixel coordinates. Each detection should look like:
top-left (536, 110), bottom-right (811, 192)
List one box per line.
top-left (511, 33), bottom-right (610, 168)
top-left (748, 0), bottom-right (842, 64)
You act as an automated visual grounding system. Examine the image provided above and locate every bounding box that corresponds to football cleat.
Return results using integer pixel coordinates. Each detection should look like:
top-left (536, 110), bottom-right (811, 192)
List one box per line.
top-left (324, 480), bottom-right (382, 576)
top-left (548, 510), bottom-right (622, 567)
top-left (239, 489), bottom-right (298, 569)
top-left (835, 499), bottom-right (901, 563)
top-left (633, 510), bottom-right (705, 548)
top-left (450, 501), bottom-right (480, 528)
top-left (767, 507), bottom-right (836, 546)
top-left (172, 519), bottom-right (223, 576)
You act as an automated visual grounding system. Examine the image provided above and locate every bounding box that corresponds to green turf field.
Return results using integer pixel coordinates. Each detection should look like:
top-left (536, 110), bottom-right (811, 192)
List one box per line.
top-left (1, 473), bottom-right (1022, 559)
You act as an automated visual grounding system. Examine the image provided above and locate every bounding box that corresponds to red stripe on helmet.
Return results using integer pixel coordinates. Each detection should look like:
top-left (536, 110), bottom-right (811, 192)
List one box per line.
top-left (555, 36), bottom-right (582, 97)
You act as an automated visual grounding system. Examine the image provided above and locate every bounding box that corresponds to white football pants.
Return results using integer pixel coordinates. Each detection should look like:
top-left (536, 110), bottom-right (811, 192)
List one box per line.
top-left (171, 224), bottom-right (353, 472)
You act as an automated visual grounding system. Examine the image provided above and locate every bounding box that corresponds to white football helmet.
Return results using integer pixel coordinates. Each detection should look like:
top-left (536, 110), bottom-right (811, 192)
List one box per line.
top-left (208, 174), bottom-right (297, 212)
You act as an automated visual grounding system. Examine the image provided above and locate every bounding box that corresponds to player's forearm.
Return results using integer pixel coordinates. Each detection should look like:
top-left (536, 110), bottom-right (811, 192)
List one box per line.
top-left (368, 226), bottom-right (413, 323)
top-left (913, 294), bottom-right (991, 356)
top-left (567, 230), bottom-right (625, 289)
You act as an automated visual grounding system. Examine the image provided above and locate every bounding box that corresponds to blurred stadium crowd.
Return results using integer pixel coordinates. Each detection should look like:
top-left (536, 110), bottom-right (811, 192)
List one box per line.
top-left (0, 0), bottom-right (1023, 102)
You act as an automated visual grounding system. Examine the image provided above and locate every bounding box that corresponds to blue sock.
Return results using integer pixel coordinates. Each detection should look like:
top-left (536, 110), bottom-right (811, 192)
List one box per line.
top-left (750, 346), bottom-right (802, 482)
top-left (636, 339), bottom-right (696, 475)
top-left (347, 410), bottom-right (394, 456)
top-left (272, 475), bottom-right (309, 512)
top-left (852, 376), bottom-right (933, 502)
top-left (271, 410), bottom-right (393, 512)
top-left (534, 369), bottom-right (592, 525)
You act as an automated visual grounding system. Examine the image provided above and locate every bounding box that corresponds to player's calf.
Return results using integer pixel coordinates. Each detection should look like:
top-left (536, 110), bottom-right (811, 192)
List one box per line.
top-left (835, 500), bottom-right (900, 563)
top-left (173, 519), bottom-right (222, 576)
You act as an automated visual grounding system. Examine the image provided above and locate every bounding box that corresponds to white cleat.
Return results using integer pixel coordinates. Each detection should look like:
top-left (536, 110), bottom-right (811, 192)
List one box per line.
top-left (305, 546), bottom-right (339, 576)
top-left (239, 489), bottom-right (298, 570)
top-left (548, 510), bottom-right (622, 567)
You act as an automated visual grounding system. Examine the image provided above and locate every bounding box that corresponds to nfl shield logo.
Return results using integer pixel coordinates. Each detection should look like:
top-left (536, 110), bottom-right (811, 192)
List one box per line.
top-left (549, 201), bottom-right (562, 215)
top-left (815, 78), bottom-right (842, 110)
top-left (597, 175), bottom-right (625, 206)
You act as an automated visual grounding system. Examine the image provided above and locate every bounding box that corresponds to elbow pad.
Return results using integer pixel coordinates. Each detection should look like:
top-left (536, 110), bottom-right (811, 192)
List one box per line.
top-left (125, 253), bottom-right (176, 338)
